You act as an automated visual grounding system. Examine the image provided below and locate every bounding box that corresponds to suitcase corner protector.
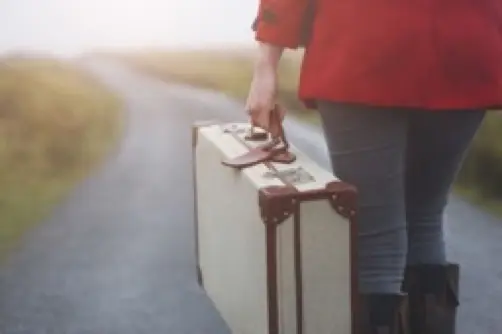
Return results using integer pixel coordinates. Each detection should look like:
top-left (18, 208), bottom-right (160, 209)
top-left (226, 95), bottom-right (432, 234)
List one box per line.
top-left (325, 180), bottom-right (358, 220)
top-left (258, 185), bottom-right (298, 226)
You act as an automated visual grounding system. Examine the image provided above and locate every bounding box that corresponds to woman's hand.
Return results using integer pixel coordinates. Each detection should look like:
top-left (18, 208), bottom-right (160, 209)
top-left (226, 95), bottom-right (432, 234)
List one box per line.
top-left (245, 43), bottom-right (285, 136)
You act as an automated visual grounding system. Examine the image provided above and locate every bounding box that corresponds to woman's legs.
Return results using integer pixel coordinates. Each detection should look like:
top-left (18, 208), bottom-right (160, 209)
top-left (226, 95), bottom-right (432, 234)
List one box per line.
top-left (318, 100), bottom-right (485, 334)
top-left (404, 109), bottom-right (486, 265)
top-left (318, 101), bottom-right (411, 333)
top-left (403, 109), bottom-right (485, 334)
top-left (318, 102), bottom-right (485, 291)
top-left (317, 101), bottom-right (409, 294)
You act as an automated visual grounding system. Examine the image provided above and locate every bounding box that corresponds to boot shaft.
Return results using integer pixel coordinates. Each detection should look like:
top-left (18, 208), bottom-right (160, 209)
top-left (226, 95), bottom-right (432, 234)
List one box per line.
top-left (403, 263), bottom-right (460, 334)
top-left (357, 293), bottom-right (411, 334)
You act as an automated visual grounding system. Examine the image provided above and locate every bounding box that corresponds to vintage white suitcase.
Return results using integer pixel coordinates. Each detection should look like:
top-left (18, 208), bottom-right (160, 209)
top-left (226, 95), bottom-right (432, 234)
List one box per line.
top-left (192, 119), bottom-right (358, 334)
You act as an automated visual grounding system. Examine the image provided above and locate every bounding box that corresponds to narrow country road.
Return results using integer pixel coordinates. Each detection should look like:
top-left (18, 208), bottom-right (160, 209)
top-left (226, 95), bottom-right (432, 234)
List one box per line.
top-left (0, 60), bottom-right (501, 334)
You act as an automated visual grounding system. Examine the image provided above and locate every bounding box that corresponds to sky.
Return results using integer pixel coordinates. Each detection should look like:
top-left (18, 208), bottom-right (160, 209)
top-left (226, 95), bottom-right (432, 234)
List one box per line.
top-left (0, 0), bottom-right (258, 56)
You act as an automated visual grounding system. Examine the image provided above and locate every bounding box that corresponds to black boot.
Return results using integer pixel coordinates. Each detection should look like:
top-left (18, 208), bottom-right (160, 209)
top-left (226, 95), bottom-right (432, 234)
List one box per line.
top-left (357, 293), bottom-right (410, 334)
top-left (402, 263), bottom-right (460, 334)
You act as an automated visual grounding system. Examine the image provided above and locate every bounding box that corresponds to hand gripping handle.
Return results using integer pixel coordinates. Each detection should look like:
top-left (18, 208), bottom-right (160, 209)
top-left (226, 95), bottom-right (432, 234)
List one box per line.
top-left (221, 106), bottom-right (296, 169)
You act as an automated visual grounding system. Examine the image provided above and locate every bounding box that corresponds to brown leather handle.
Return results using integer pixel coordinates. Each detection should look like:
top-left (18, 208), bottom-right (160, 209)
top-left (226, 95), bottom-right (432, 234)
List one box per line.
top-left (222, 105), bottom-right (296, 169)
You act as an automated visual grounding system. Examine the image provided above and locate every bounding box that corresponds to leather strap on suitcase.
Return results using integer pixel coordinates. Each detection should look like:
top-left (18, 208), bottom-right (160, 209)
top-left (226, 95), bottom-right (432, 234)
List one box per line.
top-left (221, 105), bottom-right (296, 169)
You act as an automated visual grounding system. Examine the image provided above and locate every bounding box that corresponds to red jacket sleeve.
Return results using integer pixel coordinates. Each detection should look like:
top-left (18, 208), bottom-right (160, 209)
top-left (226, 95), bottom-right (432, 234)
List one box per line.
top-left (252, 0), bottom-right (312, 49)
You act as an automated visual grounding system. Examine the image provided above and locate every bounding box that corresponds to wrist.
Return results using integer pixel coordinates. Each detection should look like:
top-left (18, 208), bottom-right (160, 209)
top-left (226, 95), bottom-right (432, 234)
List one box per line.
top-left (255, 42), bottom-right (284, 71)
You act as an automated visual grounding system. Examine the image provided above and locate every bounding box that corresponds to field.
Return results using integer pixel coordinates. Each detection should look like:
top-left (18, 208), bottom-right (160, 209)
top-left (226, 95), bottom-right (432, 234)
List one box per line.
top-left (104, 48), bottom-right (318, 123)
top-left (109, 49), bottom-right (502, 216)
top-left (0, 57), bottom-right (122, 258)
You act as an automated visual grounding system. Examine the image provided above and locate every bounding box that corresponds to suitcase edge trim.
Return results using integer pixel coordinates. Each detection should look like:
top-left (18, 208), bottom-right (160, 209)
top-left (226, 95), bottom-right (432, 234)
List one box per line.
top-left (192, 120), bottom-right (221, 288)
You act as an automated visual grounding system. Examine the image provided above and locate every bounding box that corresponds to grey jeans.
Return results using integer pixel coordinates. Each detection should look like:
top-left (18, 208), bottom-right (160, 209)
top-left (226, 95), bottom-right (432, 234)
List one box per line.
top-left (317, 101), bottom-right (486, 294)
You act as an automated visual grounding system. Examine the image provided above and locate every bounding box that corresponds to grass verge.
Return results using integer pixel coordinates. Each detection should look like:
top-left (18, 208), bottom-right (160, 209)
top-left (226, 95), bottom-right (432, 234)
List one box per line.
top-left (108, 49), bottom-right (502, 218)
top-left (0, 57), bottom-right (122, 259)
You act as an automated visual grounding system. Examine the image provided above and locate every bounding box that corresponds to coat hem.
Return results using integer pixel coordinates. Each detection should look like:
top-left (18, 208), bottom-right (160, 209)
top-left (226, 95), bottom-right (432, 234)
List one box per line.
top-left (298, 93), bottom-right (502, 112)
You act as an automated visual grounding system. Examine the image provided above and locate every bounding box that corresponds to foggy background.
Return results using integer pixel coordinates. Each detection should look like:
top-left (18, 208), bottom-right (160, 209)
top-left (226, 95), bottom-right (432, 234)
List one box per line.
top-left (0, 0), bottom-right (257, 55)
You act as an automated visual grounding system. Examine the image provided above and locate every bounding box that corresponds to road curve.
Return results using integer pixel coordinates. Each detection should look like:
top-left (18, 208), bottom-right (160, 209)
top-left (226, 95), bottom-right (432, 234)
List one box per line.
top-left (0, 60), bottom-right (501, 334)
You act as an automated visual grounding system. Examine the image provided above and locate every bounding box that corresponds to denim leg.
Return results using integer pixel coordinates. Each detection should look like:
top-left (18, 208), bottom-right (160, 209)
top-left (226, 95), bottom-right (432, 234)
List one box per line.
top-left (317, 101), bottom-right (409, 294)
top-left (405, 109), bottom-right (486, 265)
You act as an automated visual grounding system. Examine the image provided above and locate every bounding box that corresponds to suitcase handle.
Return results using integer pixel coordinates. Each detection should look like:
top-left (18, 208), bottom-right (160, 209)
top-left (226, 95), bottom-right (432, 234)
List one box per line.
top-left (249, 104), bottom-right (285, 136)
top-left (250, 104), bottom-right (290, 148)
top-left (221, 106), bottom-right (296, 169)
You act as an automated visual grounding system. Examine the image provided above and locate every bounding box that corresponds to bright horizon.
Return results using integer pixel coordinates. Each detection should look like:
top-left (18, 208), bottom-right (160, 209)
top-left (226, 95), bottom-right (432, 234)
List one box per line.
top-left (0, 0), bottom-right (258, 56)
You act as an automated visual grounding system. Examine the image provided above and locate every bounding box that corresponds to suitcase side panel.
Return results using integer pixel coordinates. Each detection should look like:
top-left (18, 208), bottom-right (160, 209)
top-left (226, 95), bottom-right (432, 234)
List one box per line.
top-left (196, 128), bottom-right (285, 334)
top-left (299, 200), bottom-right (353, 334)
top-left (275, 214), bottom-right (299, 334)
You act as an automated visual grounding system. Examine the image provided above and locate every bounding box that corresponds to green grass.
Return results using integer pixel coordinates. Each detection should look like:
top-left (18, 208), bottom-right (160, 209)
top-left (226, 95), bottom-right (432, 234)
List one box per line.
top-left (107, 49), bottom-right (502, 217)
top-left (0, 57), bottom-right (122, 258)
top-left (454, 112), bottom-right (502, 215)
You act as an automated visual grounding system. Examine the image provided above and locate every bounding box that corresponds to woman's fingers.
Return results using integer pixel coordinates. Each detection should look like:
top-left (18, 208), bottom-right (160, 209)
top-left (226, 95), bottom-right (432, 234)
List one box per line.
top-left (247, 104), bottom-right (287, 140)
top-left (245, 57), bottom-right (280, 133)
top-left (246, 94), bottom-right (273, 132)
top-left (275, 104), bottom-right (286, 122)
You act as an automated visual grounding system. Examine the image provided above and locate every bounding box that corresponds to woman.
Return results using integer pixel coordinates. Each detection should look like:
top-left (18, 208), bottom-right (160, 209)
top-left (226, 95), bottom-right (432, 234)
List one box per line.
top-left (246, 0), bottom-right (502, 333)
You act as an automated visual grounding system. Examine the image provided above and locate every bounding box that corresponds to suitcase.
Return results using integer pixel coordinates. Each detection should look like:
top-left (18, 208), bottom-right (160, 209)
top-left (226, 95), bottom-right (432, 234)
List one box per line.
top-left (192, 118), bottom-right (358, 334)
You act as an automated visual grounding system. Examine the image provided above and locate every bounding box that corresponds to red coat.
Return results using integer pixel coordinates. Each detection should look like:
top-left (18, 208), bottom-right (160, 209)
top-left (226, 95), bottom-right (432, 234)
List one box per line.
top-left (253, 0), bottom-right (502, 110)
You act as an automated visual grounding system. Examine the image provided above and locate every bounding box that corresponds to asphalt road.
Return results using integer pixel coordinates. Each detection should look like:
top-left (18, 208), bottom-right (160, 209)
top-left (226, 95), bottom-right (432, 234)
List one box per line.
top-left (0, 60), bottom-right (501, 334)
